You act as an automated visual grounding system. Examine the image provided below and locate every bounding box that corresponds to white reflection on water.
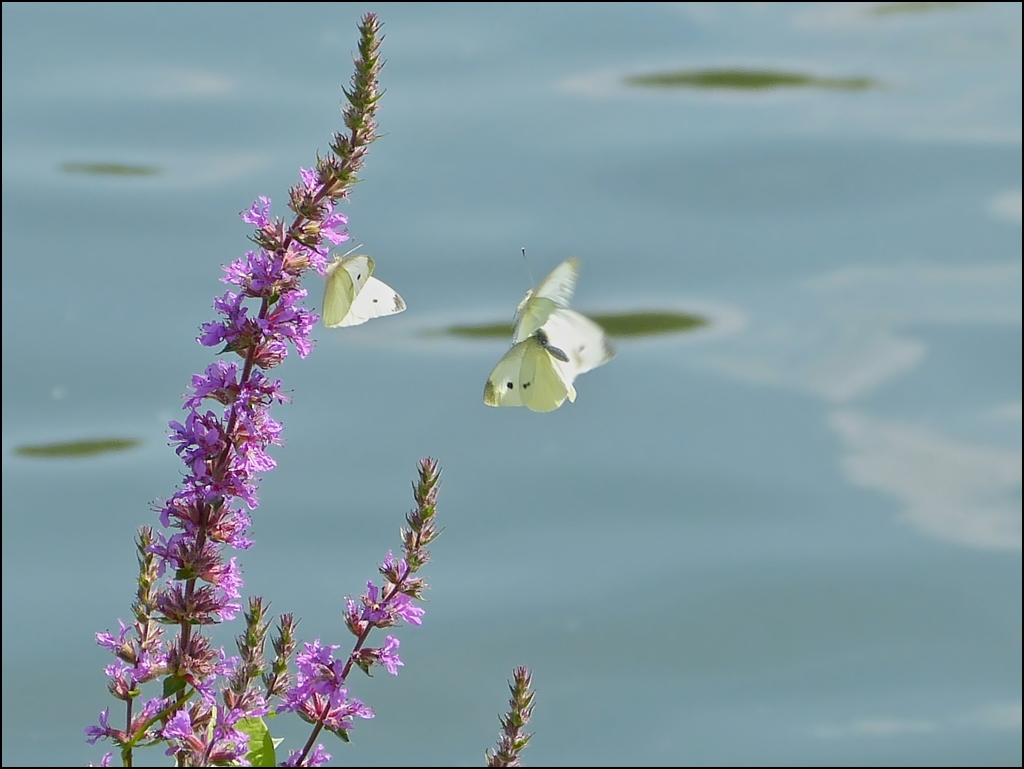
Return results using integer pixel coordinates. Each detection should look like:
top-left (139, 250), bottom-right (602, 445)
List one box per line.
top-left (702, 260), bottom-right (1021, 403)
top-left (813, 700), bottom-right (1022, 740)
top-left (694, 258), bottom-right (1021, 549)
top-left (830, 409), bottom-right (1021, 550)
top-left (1, 149), bottom-right (271, 189)
top-left (708, 323), bottom-right (926, 404)
top-left (7, 64), bottom-right (237, 101)
top-left (990, 189), bottom-right (1023, 224)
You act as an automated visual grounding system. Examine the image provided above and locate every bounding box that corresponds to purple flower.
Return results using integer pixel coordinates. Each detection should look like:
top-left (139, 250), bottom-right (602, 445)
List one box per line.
top-left (278, 639), bottom-right (375, 736)
top-left (162, 704), bottom-right (250, 765)
top-left (241, 195), bottom-right (272, 228)
top-left (284, 743), bottom-right (332, 767)
top-left (95, 620), bottom-right (131, 657)
top-left (360, 581), bottom-right (390, 624)
top-left (185, 362), bottom-right (240, 407)
top-left (356, 579), bottom-right (425, 628)
top-left (320, 210), bottom-right (350, 245)
top-left (299, 167), bottom-right (319, 193)
top-left (381, 551), bottom-right (409, 580)
top-left (283, 639), bottom-right (347, 708)
top-left (296, 168), bottom-right (349, 241)
top-left (161, 709), bottom-right (194, 742)
top-left (378, 635), bottom-right (403, 675)
top-left (87, 696), bottom-right (168, 750)
top-left (198, 291), bottom-right (249, 349)
top-left (85, 709), bottom-right (115, 745)
top-left (391, 592), bottom-right (425, 626)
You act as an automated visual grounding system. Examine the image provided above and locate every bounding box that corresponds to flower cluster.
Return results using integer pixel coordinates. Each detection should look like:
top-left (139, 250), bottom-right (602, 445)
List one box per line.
top-left (85, 12), bottom-right (531, 765)
top-left (278, 639), bottom-right (375, 739)
top-left (86, 14), bottom-right (414, 768)
top-left (277, 457), bottom-right (441, 766)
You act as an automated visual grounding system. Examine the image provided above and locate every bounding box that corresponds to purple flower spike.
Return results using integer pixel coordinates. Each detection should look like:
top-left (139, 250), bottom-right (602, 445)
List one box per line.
top-left (87, 15), bottom-right (456, 769)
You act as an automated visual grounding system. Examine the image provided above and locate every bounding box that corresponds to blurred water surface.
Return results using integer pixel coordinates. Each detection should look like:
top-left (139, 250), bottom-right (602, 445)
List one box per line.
top-left (2, 2), bottom-right (1020, 766)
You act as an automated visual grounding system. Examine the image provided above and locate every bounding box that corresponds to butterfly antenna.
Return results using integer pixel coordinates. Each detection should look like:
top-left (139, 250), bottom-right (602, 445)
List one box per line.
top-left (339, 242), bottom-right (364, 259)
top-left (521, 247), bottom-right (535, 287)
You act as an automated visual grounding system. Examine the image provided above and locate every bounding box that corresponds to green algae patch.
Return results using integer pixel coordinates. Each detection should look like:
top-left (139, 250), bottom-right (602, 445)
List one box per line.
top-left (446, 311), bottom-right (708, 340)
top-left (869, 2), bottom-right (968, 16)
top-left (15, 438), bottom-right (141, 458)
top-left (625, 69), bottom-right (876, 91)
top-left (61, 162), bottom-right (161, 177)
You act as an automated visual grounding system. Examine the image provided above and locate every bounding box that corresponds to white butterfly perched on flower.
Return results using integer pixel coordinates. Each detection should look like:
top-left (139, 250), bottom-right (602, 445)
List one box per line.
top-left (484, 257), bottom-right (614, 412)
top-left (322, 254), bottom-right (406, 328)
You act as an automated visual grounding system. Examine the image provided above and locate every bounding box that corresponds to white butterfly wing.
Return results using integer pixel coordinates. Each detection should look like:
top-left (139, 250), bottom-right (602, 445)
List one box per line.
top-left (336, 276), bottom-right (406, 327)
top-left (340, 254), bottom-right (375, 293)
top-left (539, 309), bottom-right (615, 378)
top-left (483, 337), bottom-right (576, 412)
top-left (512, 257), bottom-right (580, 343)
top-left (533, 257), bottom-right (579, 306)
top-left (322, 254), bottom-right (375, 328)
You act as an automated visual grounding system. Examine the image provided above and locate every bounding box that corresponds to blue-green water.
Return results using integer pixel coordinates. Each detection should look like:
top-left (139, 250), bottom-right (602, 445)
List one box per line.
top-left (2, 2), bottom-right (1020, 766)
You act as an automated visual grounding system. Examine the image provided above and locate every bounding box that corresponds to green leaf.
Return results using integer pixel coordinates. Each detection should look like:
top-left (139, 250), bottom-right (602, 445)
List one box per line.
top-left (237, 717), bottom-right (277, 767)
top-left (162, 674), bottom-right (188, 698)
top-left (326, 724), bottom-right (352, 743)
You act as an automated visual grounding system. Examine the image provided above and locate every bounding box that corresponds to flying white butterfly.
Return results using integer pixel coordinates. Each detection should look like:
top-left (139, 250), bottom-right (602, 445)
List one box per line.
top-left (484, 258), bottom-right (614, 412)
top-left (322, 254), bottom-right (406, 328)
top-left (511, 256), bottom-right (579, 343)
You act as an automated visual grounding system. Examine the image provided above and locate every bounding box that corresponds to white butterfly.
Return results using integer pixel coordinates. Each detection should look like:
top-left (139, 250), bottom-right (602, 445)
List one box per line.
top-left (484, 258), bottom-right (614, 412)
top-left (322, 254), bottom-right (406, 328)
top-left (512, 256), bottom-right (579, 343)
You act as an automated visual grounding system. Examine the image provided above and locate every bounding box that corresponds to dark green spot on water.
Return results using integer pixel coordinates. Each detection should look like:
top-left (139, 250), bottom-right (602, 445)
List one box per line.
top-left (624, 69), bottom-right (876, 91)
top-left (15, 438), bottom-right (141, 458)
top-left (870, 2), bottom-right (968, 15)
top-left (61, 162), bottom-right (161, 177)
top-left (447, 311), bottom-right (707, 339)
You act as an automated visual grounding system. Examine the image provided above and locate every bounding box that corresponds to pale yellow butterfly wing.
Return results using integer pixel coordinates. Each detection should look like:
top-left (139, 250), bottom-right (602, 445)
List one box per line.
top-left (512, 257), bottom-right (579, 343)
top-left (483, 336), bottom-right (575, 413)
top-left (323, 254), bottom-right (375, 328)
